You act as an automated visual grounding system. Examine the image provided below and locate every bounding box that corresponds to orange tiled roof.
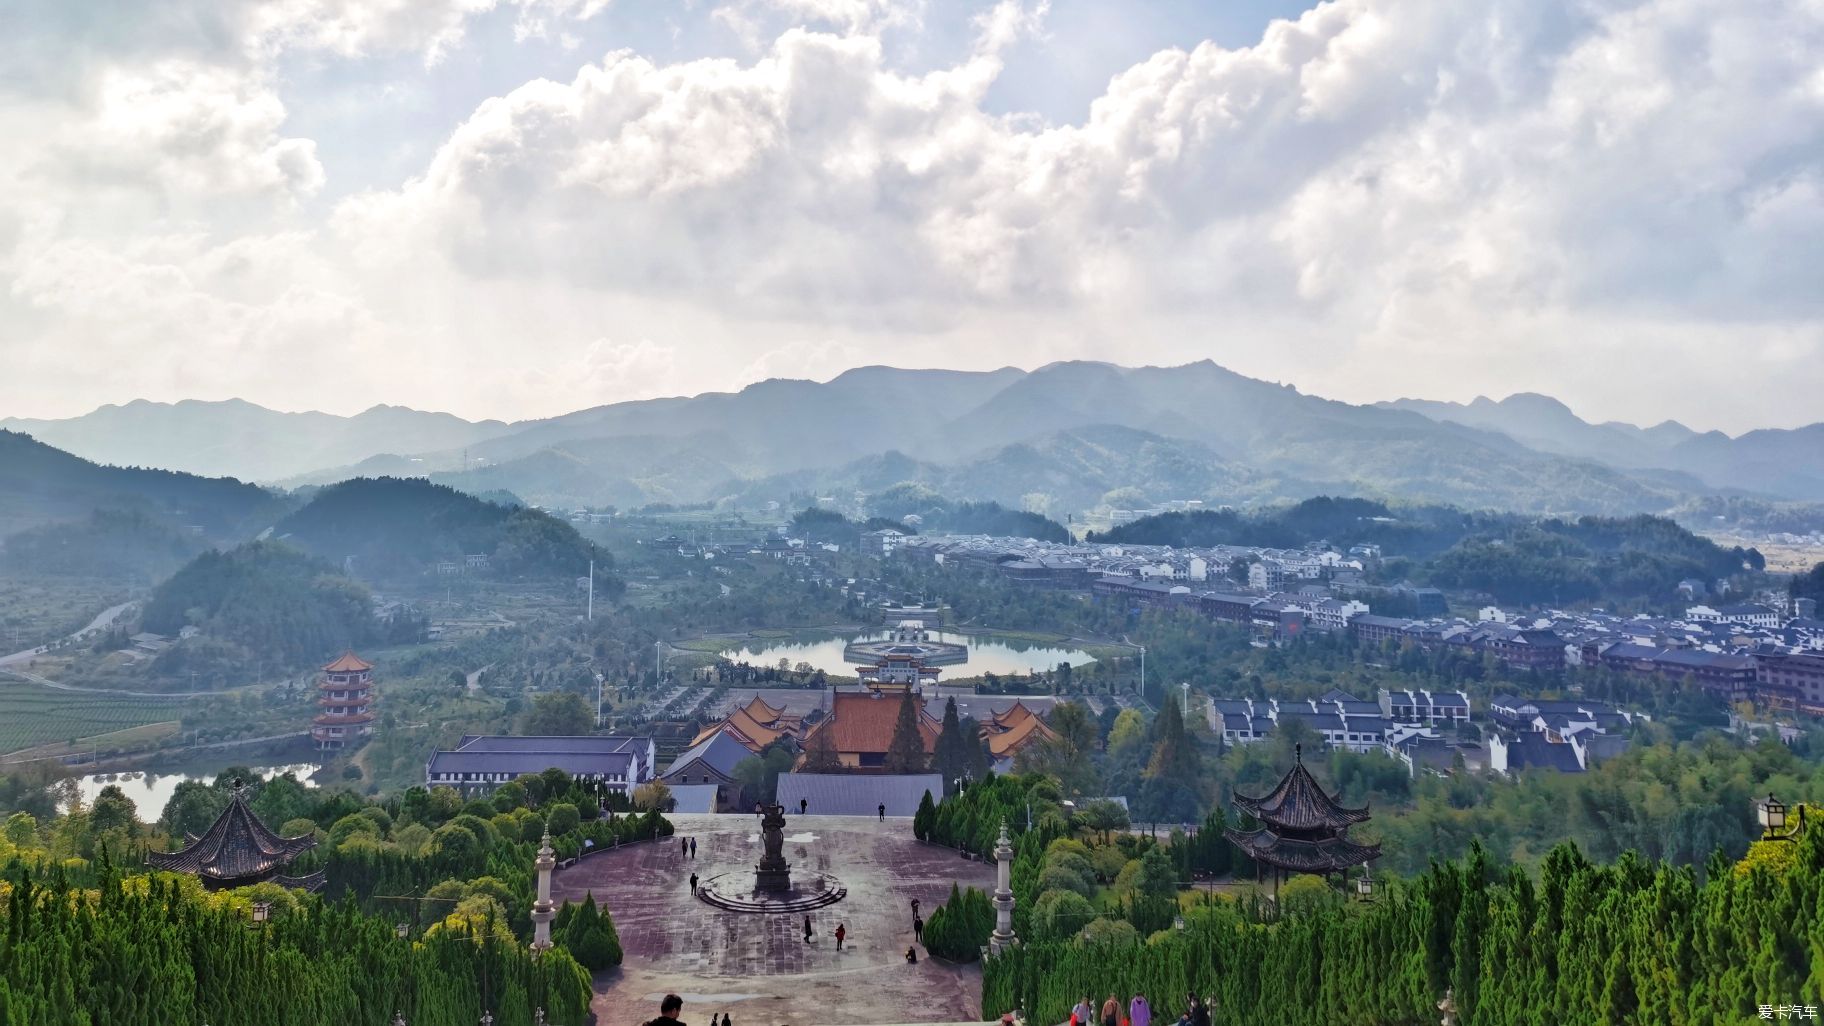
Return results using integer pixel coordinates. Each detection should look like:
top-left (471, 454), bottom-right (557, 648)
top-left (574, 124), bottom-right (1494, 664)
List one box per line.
top-left (323, 651), bottom-right (372, 673)
top-left (990, 700), bottom-right (1038, 729)
top-left (744, 695), bottom-right (785, 721)
top-left (801, 692), bottom-right (939, 755)
top-left (693, 706), bottom-right (791, 751)
top-left (983, 714), bottom-right (1057, 757)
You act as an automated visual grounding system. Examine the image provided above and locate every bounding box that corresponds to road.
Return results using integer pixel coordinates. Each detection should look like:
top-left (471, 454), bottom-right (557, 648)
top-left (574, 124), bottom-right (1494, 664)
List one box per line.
top-left (0, 601), bottom-right (135, 668)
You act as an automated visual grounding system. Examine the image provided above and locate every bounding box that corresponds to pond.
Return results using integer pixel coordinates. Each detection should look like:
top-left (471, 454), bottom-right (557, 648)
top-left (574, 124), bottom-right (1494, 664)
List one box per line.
top-left (720, 629), bottom-right (1098, 678)
top-left (72, 762), bottom-right (321, 821)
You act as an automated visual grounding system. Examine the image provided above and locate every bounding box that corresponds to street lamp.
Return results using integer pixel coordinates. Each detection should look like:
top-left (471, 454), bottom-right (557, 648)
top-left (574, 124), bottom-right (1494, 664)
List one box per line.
top-left (248, 901), bottom-right (271, 928)
top-left (1356, 871), bottom-right (1375, 902)
top-left (1758, 792), bottom-right (1804, 841)
top-left (395, 921), bottom-right (411, 939)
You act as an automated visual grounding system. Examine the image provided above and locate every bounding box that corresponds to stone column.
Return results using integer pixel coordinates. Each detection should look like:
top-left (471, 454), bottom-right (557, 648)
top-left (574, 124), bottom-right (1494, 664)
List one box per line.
top-left (989, 819), bottom-right (1016, 954)
top-left (530, 831), bottom-right (556, 952)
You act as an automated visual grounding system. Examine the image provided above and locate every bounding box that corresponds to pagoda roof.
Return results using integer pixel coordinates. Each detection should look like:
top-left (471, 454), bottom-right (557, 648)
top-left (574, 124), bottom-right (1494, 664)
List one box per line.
top-left (1232, 746), bottom-right (1370, 830)
top-left (146, 783), bottom-right (316, 883)
top-left (1224, 827), bottom-right (1382, 873)
top-left (983, 713), bottom-right (1057, 757)
top-left (800, 691), bottom-right (939, 756)
top-left (990, 700), bottom-right (1038, 729)
top-left (323, 651), bottom-right (372, 673)
top-left (743, 695), bottom-right (786, 722)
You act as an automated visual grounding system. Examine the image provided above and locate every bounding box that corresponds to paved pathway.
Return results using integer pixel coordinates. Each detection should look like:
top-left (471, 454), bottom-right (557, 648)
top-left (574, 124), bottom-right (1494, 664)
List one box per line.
top-left (555, 813), bottom-right (998, 1026)
top-left (0, 601), bottom-right (134, 668)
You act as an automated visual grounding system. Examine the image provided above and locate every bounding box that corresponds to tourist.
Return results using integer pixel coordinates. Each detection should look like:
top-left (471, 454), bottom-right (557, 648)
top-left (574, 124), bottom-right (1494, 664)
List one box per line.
top-left (1072, 996), bottom-right (1095, 1026)
top-left (1192, 995), bottom-right (1212, 1026)
top-left (645, 994), bottom-right (686, 1026)
top-left (1100, 994), bottom-right (1119, 1026)
top-left (800, 798), bottom-right (808, 815)
top-left (878, 803), bottom-right (886, 821)
top-left (1129, 993), bottom-right (1151, 1026)
top-left (835, 922), bottom-right (846, 950)
top-left (690, 837), bottom-right (698, 859)
top-left (905, 946), bottom-right (917, 963)
top-left (689, 872), bottom-right (699, 894)
top-left (721, 1016), bottom-right (731, 1026)
top-left (912, 915), bottom-right (923, 942)
top-left (911, 897), bottom-right (921, 917)
top-left (803, 915), bottom-right (813, 943)
top-left (682, 837), bottom-right (689, 858)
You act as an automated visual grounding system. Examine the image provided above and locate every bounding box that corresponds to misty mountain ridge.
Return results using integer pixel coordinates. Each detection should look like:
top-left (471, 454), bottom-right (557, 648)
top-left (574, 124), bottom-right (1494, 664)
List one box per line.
top-left (10, 362), bottom-right (1824, 519)
top-left (0, 398), bottom-right (516, 481)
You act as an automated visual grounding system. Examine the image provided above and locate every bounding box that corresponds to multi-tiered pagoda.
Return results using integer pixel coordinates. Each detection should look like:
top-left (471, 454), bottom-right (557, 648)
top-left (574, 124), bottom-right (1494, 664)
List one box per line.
top-left (312, 650), bottom-right (376, 750)
top-left (1225, 744), bottom-right (1381, 895)
top-left (146, 781), bottom-right (324, 891)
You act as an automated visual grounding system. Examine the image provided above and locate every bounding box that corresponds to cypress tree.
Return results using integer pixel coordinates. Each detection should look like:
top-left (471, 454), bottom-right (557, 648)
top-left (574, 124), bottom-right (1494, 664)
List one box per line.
top-left (884, 690), bottom-right (929, 773)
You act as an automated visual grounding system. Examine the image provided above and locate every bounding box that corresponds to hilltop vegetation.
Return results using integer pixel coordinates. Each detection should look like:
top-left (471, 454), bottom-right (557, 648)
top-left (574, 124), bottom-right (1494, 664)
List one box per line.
top-left (275, 477), bottom-right (616, 584)
top-left (0, 430), bottom-right (276, 540)
top-left (0, 509), bottom-right (209, 580)
top-left (140, 540), bottom-right (384, 672)
top-left (1092, 500), bottom-right (1761, 608)
top-left (788, 497), bottom-right (1070, 546)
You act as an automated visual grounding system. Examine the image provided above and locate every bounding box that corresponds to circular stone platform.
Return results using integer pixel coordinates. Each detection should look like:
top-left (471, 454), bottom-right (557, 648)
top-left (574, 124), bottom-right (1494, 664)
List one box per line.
top-left (696, 871), bottom-right (847, 913)
top-left (841, 638), bottom-right (968, 666)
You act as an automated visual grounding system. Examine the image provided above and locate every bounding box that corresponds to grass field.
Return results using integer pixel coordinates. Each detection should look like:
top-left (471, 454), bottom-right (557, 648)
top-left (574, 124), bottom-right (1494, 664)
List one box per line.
top-left (0, 677), bottom-right (188, 757)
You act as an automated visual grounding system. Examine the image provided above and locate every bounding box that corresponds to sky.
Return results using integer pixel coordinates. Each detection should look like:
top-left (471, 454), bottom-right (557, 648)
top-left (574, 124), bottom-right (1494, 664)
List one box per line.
top-left (0, 0), bottom-right (1819, 434)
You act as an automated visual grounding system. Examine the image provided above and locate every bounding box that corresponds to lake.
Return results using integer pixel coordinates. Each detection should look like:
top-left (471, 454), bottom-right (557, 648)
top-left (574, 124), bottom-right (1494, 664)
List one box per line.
top-left (720, 629), bottom-right (1097, 678)
top-left (73, 762), bottom-right (321, 821)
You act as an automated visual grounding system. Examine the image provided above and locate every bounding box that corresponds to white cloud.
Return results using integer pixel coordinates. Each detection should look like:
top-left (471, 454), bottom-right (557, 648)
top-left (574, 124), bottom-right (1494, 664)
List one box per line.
top-left (0, 0), bottom-right (1820, 432)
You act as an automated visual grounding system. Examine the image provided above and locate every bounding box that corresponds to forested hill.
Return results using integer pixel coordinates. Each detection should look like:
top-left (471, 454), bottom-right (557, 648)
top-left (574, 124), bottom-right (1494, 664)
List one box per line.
top-left (0, 429), bottom-right (277, 540)
top-left (1091, 499), bottom-right (1763, 607)
top-left (275, 477), bottom-right (613, 582)
top-left (140, 540), bottom-right (383, 671)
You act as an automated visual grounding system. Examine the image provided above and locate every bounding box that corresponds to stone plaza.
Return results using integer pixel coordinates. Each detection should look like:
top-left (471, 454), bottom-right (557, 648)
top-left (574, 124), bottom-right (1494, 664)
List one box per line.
top-left (552, 813), bottom-right (1000, 1025)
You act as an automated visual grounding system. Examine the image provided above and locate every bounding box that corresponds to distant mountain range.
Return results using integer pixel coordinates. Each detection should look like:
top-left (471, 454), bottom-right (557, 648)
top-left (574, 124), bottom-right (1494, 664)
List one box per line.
top-left (0, 399), bottom-right (514, 481)
top-left (8, 363), bottom-right (1824, 522)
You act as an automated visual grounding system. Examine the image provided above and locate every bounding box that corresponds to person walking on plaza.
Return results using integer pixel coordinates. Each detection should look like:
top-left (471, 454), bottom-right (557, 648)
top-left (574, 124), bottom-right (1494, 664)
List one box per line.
top-left (690, 836), bottom-right (698, 859)
top-left (800, 797), bottom-right (808, 815)
top-left (803, 915), bottom-right (813, 943)
top-left (681, 836), bottom-right (689, 858)
top-left (1072, 996), bottom-right (1094, 1026)
top-left (835, 922), bottom-right (846, 950)
top-left (912, 915), bottom-right (923, 943)
top-left (910, 897), bottom-right (920, 918)
top-left (905, 946), bottom-right (917, 963)
top-left (689, 872), bottom-right (699, 895)
top-left (878, 803), bottom-right (886, 821)
top-left (1101, 994), bottom-right (1120, 1026)
top-left (1129, 993), bottom-right (1151, 1026)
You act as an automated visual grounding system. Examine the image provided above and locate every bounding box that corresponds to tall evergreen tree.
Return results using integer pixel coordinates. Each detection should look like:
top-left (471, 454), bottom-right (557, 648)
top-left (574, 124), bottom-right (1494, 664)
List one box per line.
top-left (933, 697), bottom-right (972, 789)
top-left (885, 690), bottom-right (929, 773)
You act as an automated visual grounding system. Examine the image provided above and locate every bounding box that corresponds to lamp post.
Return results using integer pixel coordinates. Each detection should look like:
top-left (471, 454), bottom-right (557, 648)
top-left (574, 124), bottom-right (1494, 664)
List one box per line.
top-left (395, 921), bottom-right (411, 939)
top-left (1758, 792), bottom-right (1804, 841)
top-left (1356, 869), bottom-right (1375, 902)
top-left (247, 901), bottom-right (271, 929)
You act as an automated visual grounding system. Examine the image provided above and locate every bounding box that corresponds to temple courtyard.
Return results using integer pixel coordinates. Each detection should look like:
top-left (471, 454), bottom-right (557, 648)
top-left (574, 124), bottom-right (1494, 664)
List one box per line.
top-left (552, 813), bottom-right (999, 1026)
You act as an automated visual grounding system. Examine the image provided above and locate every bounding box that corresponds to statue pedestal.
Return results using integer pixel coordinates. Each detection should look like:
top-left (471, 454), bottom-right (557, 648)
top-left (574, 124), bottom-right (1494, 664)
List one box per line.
top-left (754, 864), bottom-right (793, 892)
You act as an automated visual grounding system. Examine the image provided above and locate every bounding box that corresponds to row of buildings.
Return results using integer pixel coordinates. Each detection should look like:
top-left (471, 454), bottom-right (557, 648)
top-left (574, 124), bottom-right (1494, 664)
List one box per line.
top-left (1210, 685), bottom-right (1636, 778)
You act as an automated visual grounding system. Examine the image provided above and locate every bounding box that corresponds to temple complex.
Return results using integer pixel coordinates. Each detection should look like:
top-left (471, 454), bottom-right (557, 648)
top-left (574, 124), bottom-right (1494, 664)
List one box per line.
top-left (1224, 744), bottom-right (1380, 894)
top-left (796, 690), bottom-right (940, 771)
top-left (146, 781), bottom-right (324, 891)
top-left (977, 700), bottom-right (1059, 768)
top-left (312, 650), bottom-right (376, 750)
top-left (690, 694), bottom-right (804, 753)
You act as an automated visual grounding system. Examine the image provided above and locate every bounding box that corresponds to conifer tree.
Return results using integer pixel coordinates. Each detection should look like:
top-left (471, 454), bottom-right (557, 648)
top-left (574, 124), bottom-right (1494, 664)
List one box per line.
top-left (884, 689), bottom-right (929, 773)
